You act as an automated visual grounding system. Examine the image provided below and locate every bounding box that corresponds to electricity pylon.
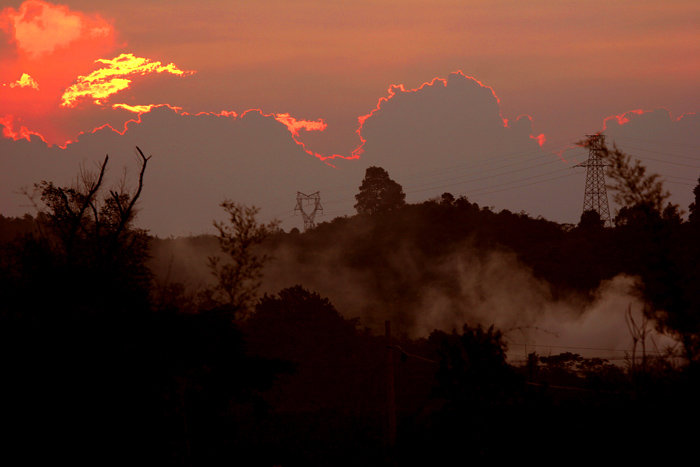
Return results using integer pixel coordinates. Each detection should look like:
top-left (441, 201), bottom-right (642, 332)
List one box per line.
top-left (294, 191), bottom-right (323, 231)
top-left (574, 134), bottom-right (612, 227)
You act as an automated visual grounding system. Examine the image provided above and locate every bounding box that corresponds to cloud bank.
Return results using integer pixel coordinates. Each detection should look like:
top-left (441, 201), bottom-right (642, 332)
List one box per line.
top-left (2, 70), bottom-right (699, 237)
top-left (0, 105), bottom-right (353, 236)
top-left (0, 1), bottom-right (198, 147)
top-left (1, 2), bottom-right (697, 236)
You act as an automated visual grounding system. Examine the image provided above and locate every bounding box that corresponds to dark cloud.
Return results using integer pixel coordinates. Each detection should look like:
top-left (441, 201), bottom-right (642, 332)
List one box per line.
top-left (0, 106), bottom-right (351, 236)
top-left (356, 72), bottom-right (514, 168)
top-left (562, 108), bottom-right (700, 216)
top-left (353, 71), bottom-right (581, 221)
top-left (2, 76), bottom-right (698, 237)
top-left (352, 75), bottom-right (700, 224)
top-left (0, 0), bottom-right (120, 144)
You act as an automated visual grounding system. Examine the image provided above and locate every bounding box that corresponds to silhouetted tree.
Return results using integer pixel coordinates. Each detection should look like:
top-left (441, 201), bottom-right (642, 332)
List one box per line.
top-left (208, 201), bottom-right (279, 316)
top-left (41, 149), bottom-right (149, 256)
top-left (354, 166), bottom-right (406, 215)
top-left (0, 154), bottom-right (295, 464)
top-left (6, 148), bottom-right (153, 313)
top-left (432, 325), bottom-right (520, 407)
top-left (579, 209), bottom-right (605, 230)
top-left (440, 192), bottom-right (455, 206)
top-left (0, 213), bottom-right (38, 242)
top-left (1, 150), bottom-right (155, 461)
top-left (614, 203), bottom-right (661, 228)
top-left (245, 285), bottom-right (362, 388)
top-left (689, 175), bottom-right (700, 226)
top-left (405, 325), bottom-right (525, 463)
top-left (240, 286), bottom-right (385, 464)
top-left (578, 136), bottom-right (672, 214)
top-left (584, 138), bottom-right (700, 361)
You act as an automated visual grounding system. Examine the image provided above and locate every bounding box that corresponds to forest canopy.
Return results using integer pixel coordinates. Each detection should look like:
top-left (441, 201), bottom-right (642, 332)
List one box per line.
top-left (1, 148), bottom-right (699, 464)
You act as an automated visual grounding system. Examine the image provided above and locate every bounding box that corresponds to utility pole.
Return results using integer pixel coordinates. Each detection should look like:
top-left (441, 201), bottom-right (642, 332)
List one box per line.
top-left (294, 191), bottom-right (323, 232)
top-left (384, 320), bottom-right (396, 466)
top-left (575, 134), bottom-right (612, 227)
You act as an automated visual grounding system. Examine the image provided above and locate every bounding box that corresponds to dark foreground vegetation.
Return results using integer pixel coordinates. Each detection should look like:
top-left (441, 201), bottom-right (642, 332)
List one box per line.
top-left (1, 144), bottom-right (699, 465)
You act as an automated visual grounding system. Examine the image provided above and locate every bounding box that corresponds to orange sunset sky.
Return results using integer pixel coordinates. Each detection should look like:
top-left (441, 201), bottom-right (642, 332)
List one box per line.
top-left (1, 0), bottom-right (699, 236)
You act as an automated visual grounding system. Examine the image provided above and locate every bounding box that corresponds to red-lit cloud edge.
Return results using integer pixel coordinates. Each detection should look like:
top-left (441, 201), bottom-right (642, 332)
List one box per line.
top-left (1, 70), bottom-right (547, 162)
top-left (551, 108), bottom-right (699, 163)
top-left (0, 102), bottom-right (334, 159)
top-left (0, 115), bottom-right (48, 144)
top-left (603, 109), bottom-right (652, 129)
top-left (350, 70), bottom-right (547, 159)
top-left (78, 105), bottom-right (339, 163)
top-left (3, 71), bottom-right (694, 166)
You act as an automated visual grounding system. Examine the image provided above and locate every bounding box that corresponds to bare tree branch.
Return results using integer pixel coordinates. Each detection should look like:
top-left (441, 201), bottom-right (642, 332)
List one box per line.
top-left (108, 147), bottom-right (151, 257)
top-left (65, 155), bottom-right (108, 257)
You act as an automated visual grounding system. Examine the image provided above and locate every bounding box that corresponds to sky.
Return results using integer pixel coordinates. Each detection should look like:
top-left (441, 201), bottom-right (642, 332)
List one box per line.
top-left (1, 0), bottom-right (699, 236)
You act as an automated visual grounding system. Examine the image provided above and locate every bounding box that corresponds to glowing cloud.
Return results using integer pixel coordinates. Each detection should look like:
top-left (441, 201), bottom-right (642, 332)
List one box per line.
top-left (530, 133), bottom-right (546, 147)
top-left (603, 109), bottom-right (646, 129)
top-left (0, 1), bottom-right (119, 145)
top-left (61, 53), bottom-right (195, 107)
top-left (112, 103), bottom-right (160, 114)
top-left (274, 113), bottom-right (328, 137)
top-left (8, 73), bottom-right (39, 89)
top-left (0, 115), bottom-right (46, 143)
top-left (238, 110), bottom-right (336, 162)
top-left (0, 0), bottom-right (111, 59)
top-left (274, 113), bottom-right (348, 162)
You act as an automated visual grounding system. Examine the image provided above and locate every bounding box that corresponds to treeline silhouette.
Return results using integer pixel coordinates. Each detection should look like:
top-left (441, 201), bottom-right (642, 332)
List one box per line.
top-left (1, 159), bottom-right (699, 465)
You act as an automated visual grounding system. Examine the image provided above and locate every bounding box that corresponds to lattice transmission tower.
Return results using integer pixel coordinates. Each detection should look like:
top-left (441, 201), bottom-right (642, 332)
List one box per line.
top-left (294, 191), bottom-right (323, 231)
top-left (574, 134), bottom-right (612, 227)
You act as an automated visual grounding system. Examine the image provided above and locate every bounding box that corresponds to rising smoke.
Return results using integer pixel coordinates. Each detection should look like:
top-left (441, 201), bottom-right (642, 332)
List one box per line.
top-left (150, 217), bottom-right (677, 364)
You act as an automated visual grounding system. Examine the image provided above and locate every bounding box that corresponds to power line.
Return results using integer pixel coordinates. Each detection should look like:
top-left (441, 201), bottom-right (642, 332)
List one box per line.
top-left (263, 134), bottom-right (698, 226)
top-left (610, 134), bottom-right (700, 150)
top-left (461, 171), bottom-right (578, 198)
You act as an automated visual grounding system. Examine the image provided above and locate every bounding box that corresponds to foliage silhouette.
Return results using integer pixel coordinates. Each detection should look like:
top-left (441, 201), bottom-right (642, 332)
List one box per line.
top-left (578, 135), bottom-right (673, 214)
top-left (5, 142), bottom-right (700, 463)
top-left (572, 137), bottom-right (700, 360)
top-left (240, 286), bottom-right (387, 464)
top-left (579, 209), bottom-right (605, 230)
top-left (398, 325), bottom-right (527, 463)
top-left (0, 213), bottom-right (38, 242)
top-left (244, 286), bottom-right (367, 409)
top-left (354, 166), bottom-right (406, 215)
top-left (689, 175), bottom-right (700, 225)
top-left (431, 324), bottom-right (521, 407)
top-left (0, 154), bottom-right (291, 464)
top-left (208, 201), bottom-right (279, 315)
top-left (4, 148), bottom-right (153, 313)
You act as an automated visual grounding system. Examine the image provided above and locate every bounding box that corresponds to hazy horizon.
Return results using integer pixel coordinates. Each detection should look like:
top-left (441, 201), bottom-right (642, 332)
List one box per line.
top-left (1, 0), bottom-right (698, 236)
